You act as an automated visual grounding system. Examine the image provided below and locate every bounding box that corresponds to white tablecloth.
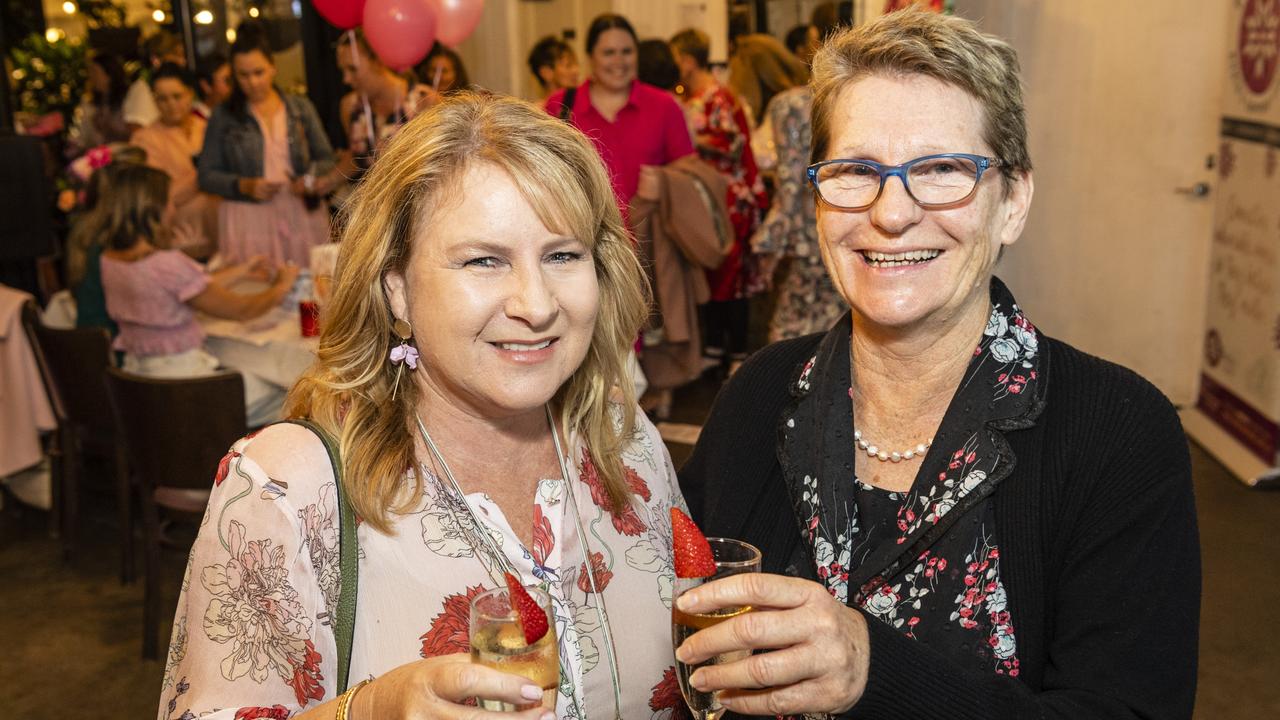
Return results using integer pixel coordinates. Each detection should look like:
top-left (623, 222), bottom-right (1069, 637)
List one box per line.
top-left (200, 307), bottom-right (317, 389)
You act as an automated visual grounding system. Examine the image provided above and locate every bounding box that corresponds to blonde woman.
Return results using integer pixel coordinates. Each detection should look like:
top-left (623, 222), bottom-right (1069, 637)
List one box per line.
top-left (159, 93), bottom-right (688, 720)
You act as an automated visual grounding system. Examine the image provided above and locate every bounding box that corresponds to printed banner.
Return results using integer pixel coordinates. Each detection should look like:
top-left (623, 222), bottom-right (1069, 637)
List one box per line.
top-left (1198, 0), bottom-right (1280, 465)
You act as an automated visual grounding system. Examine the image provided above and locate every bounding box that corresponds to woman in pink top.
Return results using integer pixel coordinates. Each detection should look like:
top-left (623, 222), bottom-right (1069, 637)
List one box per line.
top-left (95, 164), bottom-right (299, 425)
top-left (130, 63), bottom-right (218, 258)
top-left (198, 31), bottom-right (340, 267)
top-left (545, 13), bottom-right (694, 221)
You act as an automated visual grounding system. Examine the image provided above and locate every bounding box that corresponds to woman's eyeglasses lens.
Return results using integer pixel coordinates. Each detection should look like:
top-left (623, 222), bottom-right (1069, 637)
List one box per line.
top-left (815, 156), bottom-right (984, 209)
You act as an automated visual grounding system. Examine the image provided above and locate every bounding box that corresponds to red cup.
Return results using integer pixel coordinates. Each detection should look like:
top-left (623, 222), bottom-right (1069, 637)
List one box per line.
top-left (299, 300), bottom-right (320, 337)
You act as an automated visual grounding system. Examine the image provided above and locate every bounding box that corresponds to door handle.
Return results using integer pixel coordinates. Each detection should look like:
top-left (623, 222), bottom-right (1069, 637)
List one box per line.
top-left (1175, 182), bottom-right (1210, 197)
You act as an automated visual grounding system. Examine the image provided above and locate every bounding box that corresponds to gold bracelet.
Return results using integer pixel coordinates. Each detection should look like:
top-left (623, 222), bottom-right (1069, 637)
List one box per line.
top-left (335, 678), bottom-right (372, 720)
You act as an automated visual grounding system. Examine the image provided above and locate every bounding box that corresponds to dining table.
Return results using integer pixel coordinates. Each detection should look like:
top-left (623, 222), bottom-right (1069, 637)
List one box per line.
top-left (200, 305), bottom-right (318, 391)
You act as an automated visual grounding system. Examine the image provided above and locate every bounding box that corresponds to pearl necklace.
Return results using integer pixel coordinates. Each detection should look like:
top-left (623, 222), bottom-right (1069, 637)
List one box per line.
top-left (854, 428), bottom-right (932, 463)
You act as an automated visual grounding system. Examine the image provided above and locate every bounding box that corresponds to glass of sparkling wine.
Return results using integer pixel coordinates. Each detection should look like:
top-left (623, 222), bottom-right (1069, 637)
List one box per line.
top-left (469, 585), bottom-right (559, 712)
top-left (673, 538), bottom-right (762, 720)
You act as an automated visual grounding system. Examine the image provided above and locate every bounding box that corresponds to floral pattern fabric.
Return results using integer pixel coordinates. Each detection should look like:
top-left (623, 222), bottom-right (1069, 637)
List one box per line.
top-left (751, 86), bottom-right (845, 341)
top-left (684, 84), bottom-right (769, 301)
top-left (159, 413), bottom-right (687, 720)
top-left (780, 278), bottom-right (1041, 678)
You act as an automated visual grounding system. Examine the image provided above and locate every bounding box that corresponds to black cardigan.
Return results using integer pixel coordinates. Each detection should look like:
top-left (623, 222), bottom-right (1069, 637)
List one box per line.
top-left (679, 332), bottom-right (1200, 720)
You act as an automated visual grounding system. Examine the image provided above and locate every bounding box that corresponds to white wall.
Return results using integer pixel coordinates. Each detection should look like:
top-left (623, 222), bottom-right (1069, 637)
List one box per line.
top-left (952, 0), bottom-right (1228, 403)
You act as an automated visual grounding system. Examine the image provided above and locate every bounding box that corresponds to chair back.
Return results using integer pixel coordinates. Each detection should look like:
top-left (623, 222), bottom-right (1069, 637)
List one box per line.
top-left (19, 300), bottom-right (114, 432)
top-left (104, 367), bottom-right (247, 492)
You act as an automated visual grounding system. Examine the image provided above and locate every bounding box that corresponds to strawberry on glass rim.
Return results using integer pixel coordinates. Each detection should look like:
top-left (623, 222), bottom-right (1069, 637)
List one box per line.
top-left (670, 508), bottom-right (717, 579)
top-left (503, 572), bottom-right (550, 645)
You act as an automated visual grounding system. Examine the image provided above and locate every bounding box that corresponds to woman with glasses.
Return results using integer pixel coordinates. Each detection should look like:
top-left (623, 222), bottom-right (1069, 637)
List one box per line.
top-left (677, 9), bottom-right (1199, 720)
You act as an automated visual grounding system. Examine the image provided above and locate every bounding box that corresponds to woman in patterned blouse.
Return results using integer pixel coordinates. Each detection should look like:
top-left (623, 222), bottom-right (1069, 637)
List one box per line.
top-left (677, 9), bottom-right (1199, 720)
top-left (159, 93), bottom-right (690, 720)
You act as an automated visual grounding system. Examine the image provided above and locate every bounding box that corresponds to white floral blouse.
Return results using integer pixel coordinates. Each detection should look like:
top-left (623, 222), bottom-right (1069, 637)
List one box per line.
top-left (158, 412), bottom-right (690, 720)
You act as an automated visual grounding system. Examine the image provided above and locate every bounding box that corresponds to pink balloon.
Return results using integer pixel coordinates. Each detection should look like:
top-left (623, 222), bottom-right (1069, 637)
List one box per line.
top-left (311, 0), bottom-right (365, 30)
top-left (432, 0), bottom-right (484, 46)
top-left (363, 0), bottom-right (438, 70)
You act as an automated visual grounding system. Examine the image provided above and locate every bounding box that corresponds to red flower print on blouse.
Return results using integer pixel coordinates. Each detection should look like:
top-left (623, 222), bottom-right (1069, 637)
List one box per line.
top-left (531, 504), bottom-right (554, 568)
top-left (214, 450), bottom-right (241, 487)
top-left (623, 462), bottom-right (652, 502)
top-left (577, 550), bottom-right (614, 593)
top-left (287, 639), bottom-right (324, 705)
top-left (648, 666), bottom-right (692, 719)
top-left (234, 706), bottom-right (290, 720)
top-left (579, 448), bottom-right (647, 536)
top-left (420, 584), bottom-right (486, 658)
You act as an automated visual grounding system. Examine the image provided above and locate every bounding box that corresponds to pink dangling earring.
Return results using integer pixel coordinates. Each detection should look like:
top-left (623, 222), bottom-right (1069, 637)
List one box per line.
top-left (389, 318), bottom-right (418, 401)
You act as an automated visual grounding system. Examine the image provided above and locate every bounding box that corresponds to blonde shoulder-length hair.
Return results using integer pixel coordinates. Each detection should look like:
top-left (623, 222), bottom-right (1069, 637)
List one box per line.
top-left (286, 92), bottom-right (651, 533)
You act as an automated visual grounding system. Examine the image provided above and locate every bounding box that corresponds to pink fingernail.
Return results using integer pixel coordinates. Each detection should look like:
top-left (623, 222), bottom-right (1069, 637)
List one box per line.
top-left (540, 713), bottom-right (555, 720)
top-left (521, 684), bottom-right (542, 701)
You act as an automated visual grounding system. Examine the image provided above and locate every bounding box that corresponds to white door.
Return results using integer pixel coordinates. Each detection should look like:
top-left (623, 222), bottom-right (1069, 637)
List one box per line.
top-left (953, 0), bottom-right (1228, 404)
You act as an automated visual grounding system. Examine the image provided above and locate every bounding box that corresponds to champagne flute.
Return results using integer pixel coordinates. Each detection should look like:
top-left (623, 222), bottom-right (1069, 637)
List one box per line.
top-left (672, 538), bottom-right (762, 720)
top-left (469, 584), bottom-right (559, 712)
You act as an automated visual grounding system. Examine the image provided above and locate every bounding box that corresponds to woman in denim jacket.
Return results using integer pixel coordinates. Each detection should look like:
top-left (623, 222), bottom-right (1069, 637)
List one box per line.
top-left (199, 30), bottom-right (338, 266)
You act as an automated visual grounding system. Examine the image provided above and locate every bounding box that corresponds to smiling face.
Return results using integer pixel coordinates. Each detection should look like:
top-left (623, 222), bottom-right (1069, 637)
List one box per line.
top-left (152, 77), bottom-right (194, 126)
top-left (590, 28), bottom-right (637, 92)
top-left (383, 162), bottom-right (601, 419)
top-left (231, 49), bottom-right (276, 104)
top-left (817, 73), bottom-right (1032, 333)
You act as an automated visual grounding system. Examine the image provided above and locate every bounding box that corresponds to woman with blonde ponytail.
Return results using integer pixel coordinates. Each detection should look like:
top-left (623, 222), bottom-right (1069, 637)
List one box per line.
top-left (160, 92), bottom-right (690, 720)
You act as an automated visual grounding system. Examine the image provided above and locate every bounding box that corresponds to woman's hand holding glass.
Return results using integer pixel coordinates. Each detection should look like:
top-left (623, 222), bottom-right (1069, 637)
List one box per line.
top-left (344, 654), bottom-right (553, 720)
top-left (673, 573), bottom-right (872, 716)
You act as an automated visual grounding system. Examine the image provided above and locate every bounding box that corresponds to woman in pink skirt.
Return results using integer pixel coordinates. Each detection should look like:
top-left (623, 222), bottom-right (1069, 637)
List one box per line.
top-left (198, 29), bottom-right (340, 266)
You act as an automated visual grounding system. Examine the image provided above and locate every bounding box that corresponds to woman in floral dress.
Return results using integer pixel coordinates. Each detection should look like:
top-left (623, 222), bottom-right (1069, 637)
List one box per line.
top-left (751, 85), bottom-right (846, 341)
top-left (160, 94), bottom-right (690, 720)
top-left (677, 11), bottom-right (1199, 719)
top-left (671, 28), bottom-right (768, 365)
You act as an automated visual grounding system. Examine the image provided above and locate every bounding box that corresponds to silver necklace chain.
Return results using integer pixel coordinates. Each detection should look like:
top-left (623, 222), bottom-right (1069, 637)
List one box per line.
top-left (413, 407), bottom-right (624, 720)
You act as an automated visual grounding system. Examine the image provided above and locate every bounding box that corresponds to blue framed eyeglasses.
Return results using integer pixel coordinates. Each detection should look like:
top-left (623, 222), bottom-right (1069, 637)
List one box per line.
top-left (806, 153), bottom-right (1002, 211)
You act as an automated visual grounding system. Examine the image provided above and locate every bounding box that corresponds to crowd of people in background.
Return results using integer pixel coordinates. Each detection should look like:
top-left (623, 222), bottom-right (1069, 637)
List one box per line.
top-left (53, 2), bottom-right (855, 423)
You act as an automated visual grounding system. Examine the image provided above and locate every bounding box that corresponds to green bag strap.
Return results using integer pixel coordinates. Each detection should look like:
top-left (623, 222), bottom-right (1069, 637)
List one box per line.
top-left (282, 419), bottom-right (358, 694)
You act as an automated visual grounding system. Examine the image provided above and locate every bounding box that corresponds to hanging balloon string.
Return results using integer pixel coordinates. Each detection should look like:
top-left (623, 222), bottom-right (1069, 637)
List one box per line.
top-left (348, 29), bottom-right (377, 158)
top-left (431, 63), bottom-right (443, 92)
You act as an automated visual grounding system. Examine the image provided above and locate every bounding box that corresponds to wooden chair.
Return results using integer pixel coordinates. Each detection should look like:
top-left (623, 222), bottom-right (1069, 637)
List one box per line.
top-left (17, 300), bottom-right (128, 576)
top-left (104, 366), bottom-right (247, 659)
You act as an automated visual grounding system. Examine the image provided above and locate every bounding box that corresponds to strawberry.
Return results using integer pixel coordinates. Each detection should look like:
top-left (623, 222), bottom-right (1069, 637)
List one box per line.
top-left (670, 507), bottom-right (716, 578)
top-left (503, 572), bottom-right (549, 645)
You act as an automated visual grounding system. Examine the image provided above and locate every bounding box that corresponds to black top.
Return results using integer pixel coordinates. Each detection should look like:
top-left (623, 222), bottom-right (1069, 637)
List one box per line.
top-left (679, 282), bottom-right (1200, 720)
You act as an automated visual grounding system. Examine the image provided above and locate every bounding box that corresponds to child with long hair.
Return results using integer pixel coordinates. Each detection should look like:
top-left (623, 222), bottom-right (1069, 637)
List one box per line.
top-left (92, 163), bottom-right (298, 424)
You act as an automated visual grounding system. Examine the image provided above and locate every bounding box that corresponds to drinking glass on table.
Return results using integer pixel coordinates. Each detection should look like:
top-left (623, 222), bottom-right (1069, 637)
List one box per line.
top-left (469, 585), bottom-right (559, 711)
top-left (673, 538), bottom-right (762, 720)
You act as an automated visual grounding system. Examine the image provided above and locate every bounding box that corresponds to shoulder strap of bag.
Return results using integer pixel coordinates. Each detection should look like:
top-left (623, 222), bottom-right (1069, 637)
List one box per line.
top-left (281, 418), bottom-right (358, 693)
top-left (559, 87), bottom-right (577, 123)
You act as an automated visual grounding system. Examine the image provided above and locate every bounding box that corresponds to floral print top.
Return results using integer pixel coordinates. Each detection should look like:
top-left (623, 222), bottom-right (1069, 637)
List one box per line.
top-left (158, 412), bottom-right (690, 720)
top-left (749, 86), bottom-right (845, 341)
top-left (684, 83), bottom-right (768, 301)
top-left (781, 278), bottom-right (1040, 679)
